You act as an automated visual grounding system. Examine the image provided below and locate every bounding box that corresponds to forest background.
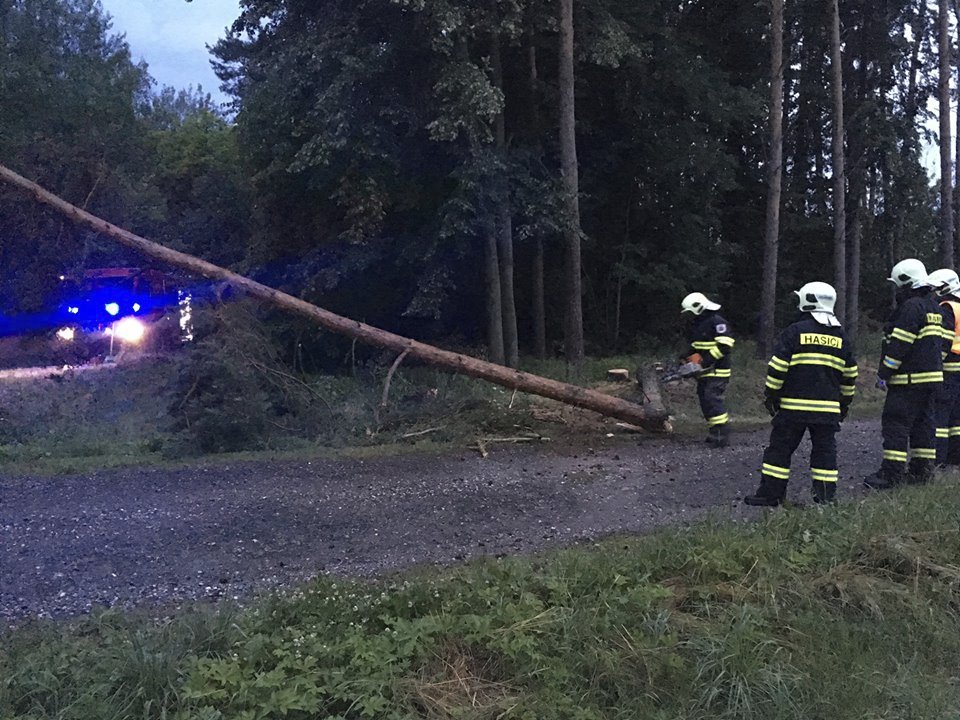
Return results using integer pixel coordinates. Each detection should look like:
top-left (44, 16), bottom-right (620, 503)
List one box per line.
top-left (0, 0), bottom-right (955, 374)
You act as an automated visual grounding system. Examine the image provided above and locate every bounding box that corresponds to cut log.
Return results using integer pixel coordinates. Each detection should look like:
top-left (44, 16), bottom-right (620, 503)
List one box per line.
top-left (607, 368), bottom-right (631, 382)
top-left (0, 163), bottom-right (671, 431)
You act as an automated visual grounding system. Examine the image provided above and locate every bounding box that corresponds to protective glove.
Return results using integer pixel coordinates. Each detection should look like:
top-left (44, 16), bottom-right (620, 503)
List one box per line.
top-left (764, 396), bottom-right (779, 417)
top-left (875, 375), bottom-right (888, 392)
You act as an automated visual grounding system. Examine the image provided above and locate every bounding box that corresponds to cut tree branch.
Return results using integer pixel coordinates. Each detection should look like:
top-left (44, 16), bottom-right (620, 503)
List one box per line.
top-left (0, 163), bottom-right (670, 431)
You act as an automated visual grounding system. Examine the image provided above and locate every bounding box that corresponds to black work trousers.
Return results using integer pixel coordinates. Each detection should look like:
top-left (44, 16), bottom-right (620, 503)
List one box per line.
top-left (760, 418), bottom-right (838, 502)
top-left (934, 374), bottom-right (960, 465)
top-left (696, 378), bottom-right (728, 428)
top-left (881, 384), bottom-right (938, 474)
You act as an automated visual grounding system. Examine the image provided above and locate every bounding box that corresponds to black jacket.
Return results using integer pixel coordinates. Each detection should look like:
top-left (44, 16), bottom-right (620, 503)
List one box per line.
top-left (686, 311), bottom-right (734, 380)
top-left (765, 316), bottom-right (858, 423)
top-left (878, 290), bottom-right (944, 385)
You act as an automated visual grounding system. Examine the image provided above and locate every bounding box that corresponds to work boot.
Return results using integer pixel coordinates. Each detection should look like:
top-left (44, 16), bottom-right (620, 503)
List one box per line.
top-left (863, 461), bottom-right (904, 490)
top-left (744, 477), bottom-right (787, 507)
top-left (714, 424), bottom-right (731, 448)
top-left (811, 481), bottom-right (837, 505)
top-left (907, 458), bottom-right (934, 485)
top-left (704, 427), bottom-right (720, 445)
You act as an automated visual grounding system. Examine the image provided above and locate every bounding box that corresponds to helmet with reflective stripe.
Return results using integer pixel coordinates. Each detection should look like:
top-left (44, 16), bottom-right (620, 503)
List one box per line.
top-left (680, 292), bottom-right (721, 315)
top-left (795, 281), bottom-right (840, 327)
top-left (888, 258), bottom-right (930, 289)
top-left (927, 268), bottom-right (960, 297)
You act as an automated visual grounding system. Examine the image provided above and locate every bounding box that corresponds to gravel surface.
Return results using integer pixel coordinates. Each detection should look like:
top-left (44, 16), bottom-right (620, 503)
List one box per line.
top-left (0, 419), bottom-right (882, 621)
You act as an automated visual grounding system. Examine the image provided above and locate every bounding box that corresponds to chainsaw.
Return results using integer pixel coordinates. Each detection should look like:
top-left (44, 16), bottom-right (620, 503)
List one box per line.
top-left (658, 361), bottom-right (705, 383)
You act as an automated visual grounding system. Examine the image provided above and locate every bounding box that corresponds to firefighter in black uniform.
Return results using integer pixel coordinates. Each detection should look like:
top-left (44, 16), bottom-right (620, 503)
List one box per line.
top-left (927, 268), bottom-right (960, 466)
top-left (865, 258), bottom-right (944, 489)
top-left (745, 282), bottom-right (858, 506)
top-left (680, 292), bottom-right (735, 447)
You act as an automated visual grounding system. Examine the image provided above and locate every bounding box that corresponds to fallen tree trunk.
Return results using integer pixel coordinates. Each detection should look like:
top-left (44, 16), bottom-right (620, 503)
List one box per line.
top-left (0, 163), bottom-right (670, 431)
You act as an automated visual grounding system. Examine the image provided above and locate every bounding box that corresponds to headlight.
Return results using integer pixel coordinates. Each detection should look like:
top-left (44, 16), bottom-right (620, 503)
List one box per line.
top-left (56, 327), bottom-right (75, 342)
top-left (105, 302), bottom-right (120, 316)
top-left (113, 317), bottom-right (146, 344)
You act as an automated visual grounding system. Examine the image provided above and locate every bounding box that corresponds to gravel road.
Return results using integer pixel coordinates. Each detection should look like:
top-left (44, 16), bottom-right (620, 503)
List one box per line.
top-left (0, 420), bottom-right (883, 621)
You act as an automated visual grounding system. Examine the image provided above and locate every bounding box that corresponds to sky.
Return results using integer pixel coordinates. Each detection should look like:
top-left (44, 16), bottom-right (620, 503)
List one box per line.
top-left (99, 0), bottom-right (242, 106)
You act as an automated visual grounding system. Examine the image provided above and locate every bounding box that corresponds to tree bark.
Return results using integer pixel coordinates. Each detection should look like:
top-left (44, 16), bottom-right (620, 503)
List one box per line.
top-left (484, 220), bottom-right (505, 365)
top-left (0, 163), bottom-right (670, 430)
top-left (491, 35), bottom-right (519, 368)
top-left (829, 0), bottom-right (846, 323)
top-left (954, 0), bottom-right (960, 252)
top-left (940, 0), bottom-right (955, 266)
top-left (758, 0), bottom-right (785, 359)
top-left (533, 238), bottom-right (547, 359)
top-left (558, 0), bottom-right (585, 368)
top-left (528, 39), bottom-right (547, 360)
top-left (847, 200), bottom-right (861, 347)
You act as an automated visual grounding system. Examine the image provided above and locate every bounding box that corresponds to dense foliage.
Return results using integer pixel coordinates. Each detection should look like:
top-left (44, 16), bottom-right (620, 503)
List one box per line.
top-left (0, 0), bottom-right (950, 360)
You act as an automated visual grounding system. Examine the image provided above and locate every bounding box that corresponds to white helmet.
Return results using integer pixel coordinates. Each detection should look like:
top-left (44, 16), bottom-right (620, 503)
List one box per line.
top-left (681, 292), bottom-right (721, 315)
top-left (927, 268), bottom-right (960, 297)
top-left (795, 281), bottom-right (841, 327)
top-left (888, 258), bottom-right (930, 289)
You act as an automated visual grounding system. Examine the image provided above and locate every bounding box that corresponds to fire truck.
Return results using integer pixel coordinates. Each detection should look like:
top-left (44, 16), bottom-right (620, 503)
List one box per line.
top-left (54, 267), bottom-right (191, 358)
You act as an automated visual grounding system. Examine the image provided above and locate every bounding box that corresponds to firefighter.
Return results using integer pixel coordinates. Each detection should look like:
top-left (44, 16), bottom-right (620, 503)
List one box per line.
top-left (745, 282), bottom-right (858, 506)
top-left (864, 258), bottom-right (944, 489)
top-left (927, 268), bottom-right (960, 466)
top-left (680, 292), bottom-right (735, 447)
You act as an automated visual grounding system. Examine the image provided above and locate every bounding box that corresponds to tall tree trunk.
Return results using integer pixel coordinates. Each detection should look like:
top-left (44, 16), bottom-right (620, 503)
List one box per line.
top-left (613, 197), bottom-right (631, 349)
top-left (558, 0), bottom-right (585, 368)
top-left (527, 39), bottom-right (547, 360)
top-left (484, 220), bottom-right (505, 365)
top-left (759, 0), bottom-right (785, 359)
top-left (954, 0), bottom-right (960, 253)
top-left (533, 238), bottom-right (547, 359)
top-left (491, 35), bottom-right (519, 368)
top-left (829, 0), bottom-right (846, 323)
top-left (940, 0), bottom-right (955, 265)
top-left (906, 0), bottom-right (928, 124)
top-left (847, 200), bottom-right (862, 346)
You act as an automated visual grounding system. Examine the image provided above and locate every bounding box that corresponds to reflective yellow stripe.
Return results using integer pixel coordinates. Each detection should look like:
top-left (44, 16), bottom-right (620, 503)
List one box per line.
top-left (707, 413), bottom-right (729, 427)
top-left (811, 468), bottom-right (839, 483)
top-left (692, 341), bottom-right (717, 350)
top-left (950, 427), bottom-right (960, 437)
top-left (789, 353), bottom-right (846, 371)
top-left (944, 361), bottom-right (960, 372)
top-left (762, 463), bottom-right (790, 479)
top-left (703, 368), bottom-right (731, 378)
top-left (765, 376), bottom-right (784, 390)
top-left (779, 397), bottom-right (841, 413)
top-left (843, 365), bottom-right (859, 378)
top-left (715, 336), bottom-right (736, 347)
top-left (889, 372), bottom-right (944, 385)
top-left (769, 356), bottom-right (789, 372)
top-left (937, 428), bottom-right (950, 439)
top-left (840, 386), bottom-right (856, 396)
top-left (911, 448), bottom-right (937, 459)
top-left (918, 325), bottom-right (944, 339)
top-left (883, 449), bottom-right (908, 462)
top-left (889, 327), bottom-right (917, 343)
top-left (910, 372), bottom-right (944, 383)
top-left (883, 356), bottom-right (903, 369)
top-left (709, 346), bottom-right (724, 359)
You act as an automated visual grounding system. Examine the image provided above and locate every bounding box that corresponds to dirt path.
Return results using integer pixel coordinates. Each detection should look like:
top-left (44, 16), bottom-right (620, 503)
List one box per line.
top-left (0, 420), bottom-right (883, 621)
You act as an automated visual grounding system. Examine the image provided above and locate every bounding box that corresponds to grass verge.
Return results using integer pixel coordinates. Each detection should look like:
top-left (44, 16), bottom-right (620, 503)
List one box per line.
top-left (3, 479), bottom-right (960, 719)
